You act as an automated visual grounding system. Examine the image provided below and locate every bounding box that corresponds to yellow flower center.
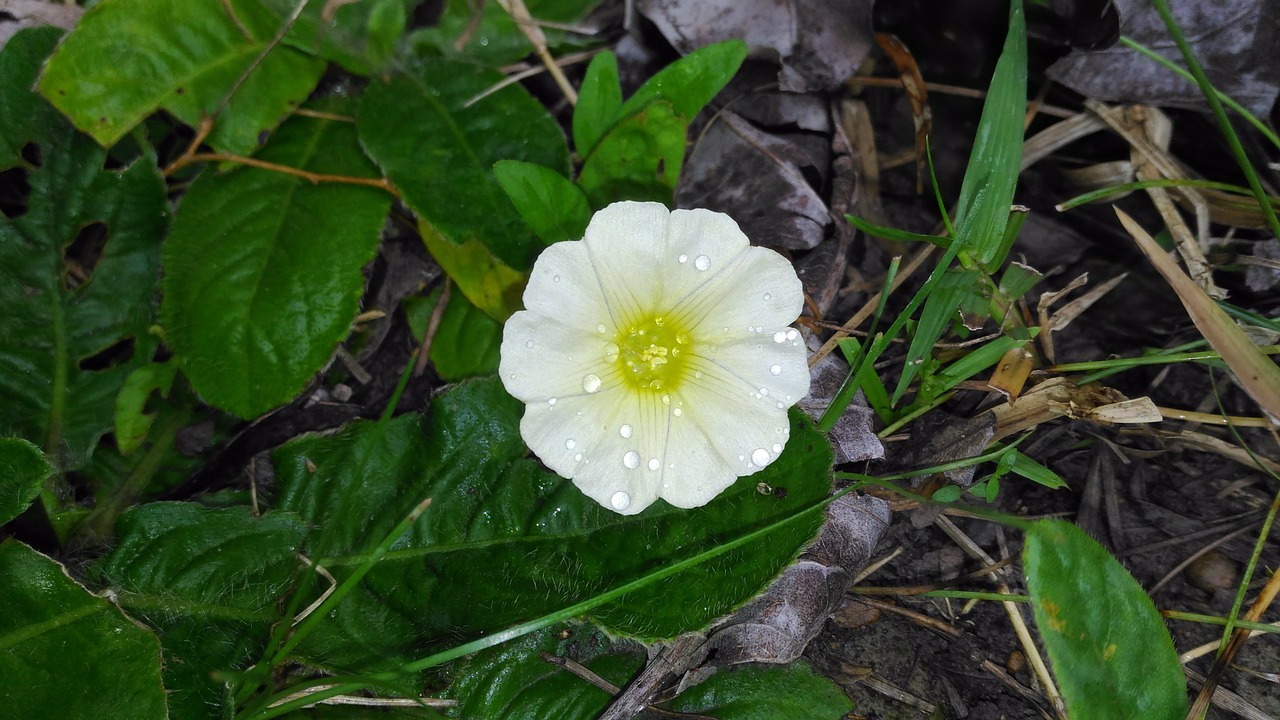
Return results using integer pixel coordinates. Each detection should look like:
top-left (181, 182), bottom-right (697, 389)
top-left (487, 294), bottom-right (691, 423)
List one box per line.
top-left (615, 314), bottom-right (693, 392)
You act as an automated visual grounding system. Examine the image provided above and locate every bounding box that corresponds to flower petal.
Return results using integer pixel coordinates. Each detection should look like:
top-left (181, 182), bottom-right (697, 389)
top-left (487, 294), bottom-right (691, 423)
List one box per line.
top-left (499, 312), bottom-right (620, 402)
top-left (656, 408), bottom-right (741, 508)
top-left (676, 357), bottom-right (799, 477)
top-left (671, 245), bottom-right (805, 338)
top-left (580, 201), bottom-right (673, 328)
top-left (692, 329), bottom-right (811, 405)
top-left (521, 239), bottom-right (616, 334)
top-left (655, 207), bottom-right (752, 308)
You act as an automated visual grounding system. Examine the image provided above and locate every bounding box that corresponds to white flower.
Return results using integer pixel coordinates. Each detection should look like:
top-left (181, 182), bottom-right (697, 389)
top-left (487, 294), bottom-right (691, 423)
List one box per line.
top-left (498, 201), bottom-right (810, 515)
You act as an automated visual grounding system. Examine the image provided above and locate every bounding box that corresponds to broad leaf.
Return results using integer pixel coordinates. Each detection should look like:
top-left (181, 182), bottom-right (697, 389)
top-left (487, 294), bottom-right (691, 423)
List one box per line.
top-left (38, 0), bottom-right (325, 155)
top-left (404, 288), bottom-right (503, 381)
top-left (271, 378), bottom-right (832, 671)
top-left (263, 0), bottom-right (415, 75)
top-left (667, 661), bottom-right (854, 720)
top-left (0, 438), bottom-right (52, 526)
top-left (162, 99), bottom-right (391, 419)
top-left (0, 27), bottom-right (167, 470)
top-left (494, 160), bottom-right (591, 246)
top-left (0, 539), bottom-right (167, 720)
top-left (616, 39), bottom-right (748, 122)
top-left (359, 57), bottom-right (569, 270)
top-left (573, 51), bottom-right (623, 156)
top-left (1024, 519), bottom-right (1186, 720)
top-left (411, 0), bottom-right (602, 67)
top-left (578, 100), bottom-right (685, 207)
top-left (96, 503), bottom-right (306, 720)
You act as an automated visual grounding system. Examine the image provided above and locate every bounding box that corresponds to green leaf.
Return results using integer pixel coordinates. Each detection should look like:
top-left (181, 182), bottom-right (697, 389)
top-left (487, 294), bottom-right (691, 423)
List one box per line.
top-left (359, 58), bottom-right (569, 270)
top-left (617, 39), bottom-right (748, 122)
top-left (1, 27), bottom-right (168, 470)
top-left (411, 0), bottom-right (603, 67)
top-left (162, 100), bottom-right (391, 419)
top-left (261, 0), bottom-right (415, 75)
top-left (667, 660), bottom-right (853, 720)
top-left (573, 51), bottom-right (622, 156)
top-left (0, 539), bottom-right (167, 720)
top-left (0, 438), bottom-right (53, 526)
top-left (950, 0), bottom-right (1026, 265)
top-left (444, 624), bottom-right (645, 719)
top-left (271, 378), bottom-right (832, 670)
top-left (419, 219), bottom-right (527, 322)
top-left (494, 160), bottom-right (591, 246)
top-left (38, 0), bottom-right (326, 155)
top-left (1009, 451), bottom-right (1068, 490)
top-left (404, 288), bottom-right (503, 381)
top-left (97, 503), bottom-right (306, 720)
top-left (1023, 520), bottom-right (1186, 720)
top-left (892, 269), bottom-right (980, 404)
top-left (578, 100), bottom-right (685, 207)
top-left (998, 261), bottom-right (1042, 300)
top-left (113, 360), bottom-right (178, 456)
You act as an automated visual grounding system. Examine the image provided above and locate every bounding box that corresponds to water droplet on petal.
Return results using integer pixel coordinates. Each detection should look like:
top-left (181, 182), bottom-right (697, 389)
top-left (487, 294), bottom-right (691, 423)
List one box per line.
top-left (764, 293), bottom-right (772, 300)
top-left (661, 394), bottom-right (670, 405)
top-left (694, 255), bottom-right (711, 271)
top-left (620, 424), bottom-right (633, 438)
top-left (605, 342), bottom-right (619, 359)
top-left (770, 364), bottom-right (782, 376)
top-left (755, 326), bottom-right (764, 333)
top-left (776, 401), bottom-right (785, 409)
top-left (773, 331), bottom-right (787, 343)
top-left (583, 374), bottom-right (602, 393)
top-left (526, 340), bottom-right (536, 348)
top-left (694, 370), bottom-right (703, 379)
top-left (623, 451), bottom-right (640, 469)
top-left (760, 387), bottom-right (769, 396)
top-left (647, 458), bottom-right (660, 471)
top-left (673, 407), bottom-right (683, 417)
top-left (547, 398), bottom-right (557, 406)
top-left (772, 443), bottom-right (783, 453)
top-left (565, 438), bottom-right (576, 449)
top-left (574, 453), bottom-right (582, 461)
top-left (751, 448), bottom-right (770, 466)
top-left (553, 274), bottom-right (561, 282)
top-left (786, 329), bottom-right (799, 341)
top-left (596, 323), bottom-right (607, 334)
top-left (678, 254), bottom-right (688, 263)
top-left (611, 491), bottom-right (631, 510)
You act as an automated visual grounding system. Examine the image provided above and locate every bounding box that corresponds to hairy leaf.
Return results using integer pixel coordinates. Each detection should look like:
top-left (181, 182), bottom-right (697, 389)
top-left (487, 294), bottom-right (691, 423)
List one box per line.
top-left (0, 438), bottom-right (52, 526)
top-left (668, 660), bottom-right (853, 719)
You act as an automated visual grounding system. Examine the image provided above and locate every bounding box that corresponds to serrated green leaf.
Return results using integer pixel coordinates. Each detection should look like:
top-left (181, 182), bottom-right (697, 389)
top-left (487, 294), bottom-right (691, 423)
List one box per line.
top-left (578, 100), bottom-right (685, 207)
top-left (359, 58), bottom-right (569, 270)
top-left (950, 0), bottom-right (1026, 265)
top-left (113, 360), bottom-right (178, 456)
top-left (494, 160), bottom-right (591, 246)
top-left (444, 624), bottom-right (645, 719)
top-left (96, 503), bottom-right (306, 720)
top-left (0, 438), bottom-right (52, 526)
top-left (1024, 520), bottom-right (1186, 720)
top-left (38, 0), bottom-right (325, 155)
top-left (1, 27), bottom-right (167, 470)
top-left (573, 51), bottom-right (622, 156)
top-left (667, 660), bottom-right (853, 720)
top-left (617, 39), bottom-right (748, 122)
top-left (404, 288), bottom-right (503, 381)
top-left (271, 378), bottom-right (832, 671)
top-left (411, 0), bottom-right (602, 66)
top-left (0, 539), bottom-right (167, 720)
top-left (162, 100), bottom-right (391, 419)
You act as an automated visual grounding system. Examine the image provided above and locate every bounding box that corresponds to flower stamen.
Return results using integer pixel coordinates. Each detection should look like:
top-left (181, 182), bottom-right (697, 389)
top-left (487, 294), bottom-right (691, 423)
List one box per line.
top-left (617, 315), bottom-right (693, 392)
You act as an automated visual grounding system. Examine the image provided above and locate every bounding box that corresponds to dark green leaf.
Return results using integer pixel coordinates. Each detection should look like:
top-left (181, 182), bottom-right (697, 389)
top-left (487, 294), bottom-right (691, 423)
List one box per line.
top-left (1024, 519), bottom-right (1185, 720)
top-left (0, 539), bottom-right (167, 720)
top-left (271, 378), bottom-right (831, 670)
top-left (404, 288), bottom-right (503, 381)
top-left (573, 51), bottom-right (622, 156)
top-left (494, 160), bottom-right (591, 246)
top-left (0, 438), bottom-right (52, 526)
top-left (162, 100), bottom-right (391, 418)
top-left (359, 58), bottom-right (569, 270)
top-left (411, 0), bottom-right (603, 67)
top-left (578, 100), bottom-right (685, 207)
top-left (97, 503), bottom-right (307, 720)
top-left (1010, 451), bottom-right (1067, 490)
top-left (113, 360), bottom-right (178, 456)
top-left (667, 660), bottom-right (853, 720)
top-left (1, 27), bottom-right (167, 470)
top-left (38, 0), bottom-right (325, 155)
top-left (617, 39), bottom-right (748, 121)
top-left (261, 0), bottom-right (417, 75)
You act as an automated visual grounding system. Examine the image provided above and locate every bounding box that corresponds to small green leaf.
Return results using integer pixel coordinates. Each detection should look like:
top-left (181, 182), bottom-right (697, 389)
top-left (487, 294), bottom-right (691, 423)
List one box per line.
top-left (1024, 519), bottom-right (1186, 720)
top-left (1009, 451), bottom-right (1067, 490)
top-left (0, 438), bottom-right (53, 526)
top-left (932, 485), bottom-right (962, 503)
top-left (998, 261), bottom-right (1042, 299)
top-left (0, 539), bottom-right (167, 720)
top-left (617, 39), bottom-right (748, 122)
top-left (494, 160), bottom-right (591, 246)
top-left (573, 51), bottom-right (622, 156)
top-left (1, 27), bottom-right (167, 470)
top-left (893, 269), bottom-right (979, 404)
top-left (113, 360), bottom-right (178, 456)
top-left (578, 100), bottom-right (685, 207)
top-left (404, 287), bottom-right (503, 381)
top-left (38, 0), bottom-right (325, 155)
top-left (359, 58), bottom-right (569, 270)
top-left (419, 219), bottom-right (527, 322)
top-left (667, 660), bottom-right (853, 719)
top-left (162, 100), bottom-right (391, 418)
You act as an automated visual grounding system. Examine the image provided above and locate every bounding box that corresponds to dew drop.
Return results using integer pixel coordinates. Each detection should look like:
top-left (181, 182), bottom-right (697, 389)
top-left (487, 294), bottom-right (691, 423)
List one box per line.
top-left (764, 292), bottom-right (772, 301)
top-left (611, 491), bottom-right (631, 511)
top-left (673, 407), bottom-right (683, 417)
top-left (596, 323), bottom-right (607, 334)
top-left (786, 329), bottom-right (799, 341)
top-left (776, 401), bottom-right (785, 409)
top-left (662, 394), bottom-right (671, 405)
top-left (770, 364), bottom-right (782, 376)
top-left (526, 339), bottom-right (536, 348)
top-left (755, 326), bottom-right (764, 333)
top-left (565, 438), bottom-right (576, 449)
top-left (678, 253), bottom-right (688, 263)
top-left (553, 274), bottom-right (560, 282)
top-left (547, 398), bottom-right (557, 406)
top-left (694, 370), bottom-right (704, 379)
top-left (605, 342), bottom-right (620, 359)
top-left (622, 451), bottom-right (641, 470)
top-left (647, 458), bottom-right (660, 471)
top-left (751, 448), bottom-right (770, 466)
top-left (760, 387), bottom-right (769, 396)
top-left (773, 331), bottom-right (788, 343)
top-left (738, 454), bottom-right (746, 462)
top-left (583, 374), bottom-right (602, 393)
top-left (772, 443), bottom-right (783, 454)
top-left (574, 453), bottom-right (582, 461)
top-left (694, 255), bottom-right (711, 271)
top-left (620, 424), bottom-right (633, 438)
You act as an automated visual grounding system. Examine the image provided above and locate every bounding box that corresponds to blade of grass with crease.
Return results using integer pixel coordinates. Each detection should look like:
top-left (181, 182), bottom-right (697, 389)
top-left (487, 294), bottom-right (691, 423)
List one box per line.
top-left (1115, 208), bottom-right (1280, 422)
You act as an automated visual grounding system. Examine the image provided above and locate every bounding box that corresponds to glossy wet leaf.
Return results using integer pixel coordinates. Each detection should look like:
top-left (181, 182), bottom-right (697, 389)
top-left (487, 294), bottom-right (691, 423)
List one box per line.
top-left (616, 39), bottom-right (748, 122)
top-left (578, 100), bottom-right (685, 207)
top-left (95, 503), bottom-right (306, 720)
top-left (162, 99), bottom-right (390, 418)
top-left (0, 539), bottom-right (167, 720)
top-left (1024, 519), bottom-right (1186, 720)
top-left (411, 0), bottom-right (603, 67)
top-left (0, 438), bottom-right (52, 526)
top-left (667, 660), bottom-right (853, 720)
top-left (494, 160), bottom-right (591, 246)
top-left (359, 58), bottom-right (568, 271)
top-left (271, 378), bottom-right (832, 671)
top-left (404, 287), bottom-right (503, 381)
top-left (38, 0), bottom-right (325, 155)
top-left (0, 28), bottom-right (167, 470)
